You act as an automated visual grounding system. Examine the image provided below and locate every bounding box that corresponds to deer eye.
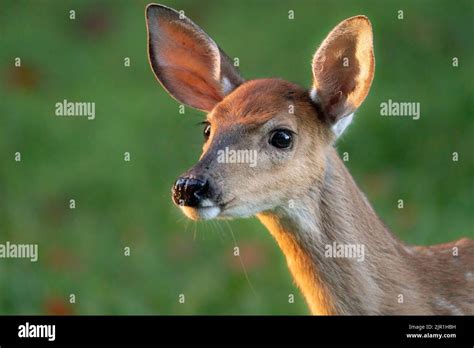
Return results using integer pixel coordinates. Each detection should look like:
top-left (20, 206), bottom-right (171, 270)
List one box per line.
top-left (269, 129), bottom-right (293, 149)
top-left (203, 123), bottom-right (211, 140)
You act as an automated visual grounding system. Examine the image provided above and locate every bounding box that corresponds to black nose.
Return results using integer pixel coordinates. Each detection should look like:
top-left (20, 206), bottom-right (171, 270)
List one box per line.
top-left (172, 177), bottom-right (209, 207)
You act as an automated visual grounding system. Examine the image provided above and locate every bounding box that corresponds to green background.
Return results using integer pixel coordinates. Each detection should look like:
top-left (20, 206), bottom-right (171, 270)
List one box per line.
top-left (0, 0), bottom-right (472, 314)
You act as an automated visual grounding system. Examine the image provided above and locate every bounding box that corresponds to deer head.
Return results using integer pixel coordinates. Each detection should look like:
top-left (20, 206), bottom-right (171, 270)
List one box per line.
top-left (145, 4), bottom-right (374, 221)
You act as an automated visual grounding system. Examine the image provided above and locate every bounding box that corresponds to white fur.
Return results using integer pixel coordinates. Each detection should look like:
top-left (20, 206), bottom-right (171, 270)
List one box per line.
top-left (331, 113), bottom-right (354, 138)
top-left (221, 76), bottom-right (234, 95)
top-left (309, 88), bottom-right (319, 104)
top-left (199, 206), bottom-right (221, 219)
top-left (309, 89), bottom-right (354, 138)
top-left (181, 205), bottom-right (221, 220)
top-left (200, 198), bottom-right (214, 207)
top-left (434, 296), bottom-right (464, 315)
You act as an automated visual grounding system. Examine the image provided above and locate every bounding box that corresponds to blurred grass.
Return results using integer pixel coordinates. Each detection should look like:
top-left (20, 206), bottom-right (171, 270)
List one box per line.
top-left (0, 0), bottom-right (473, 314)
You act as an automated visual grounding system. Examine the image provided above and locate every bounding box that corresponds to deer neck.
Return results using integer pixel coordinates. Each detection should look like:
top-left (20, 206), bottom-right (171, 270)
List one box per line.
top-left (257, 147), bottom-right (414, 315)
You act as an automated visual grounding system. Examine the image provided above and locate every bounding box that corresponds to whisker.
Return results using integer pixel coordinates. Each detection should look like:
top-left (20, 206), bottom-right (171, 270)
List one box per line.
top-left (223, 220), bottom-right (258, 298)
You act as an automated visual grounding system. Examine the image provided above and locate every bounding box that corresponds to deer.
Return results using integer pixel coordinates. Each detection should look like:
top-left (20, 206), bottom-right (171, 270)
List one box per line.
top-left (145, 4), bottom-right (474, 315)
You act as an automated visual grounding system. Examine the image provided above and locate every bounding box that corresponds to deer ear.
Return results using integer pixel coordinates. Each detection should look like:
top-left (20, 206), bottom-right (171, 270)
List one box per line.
top-left (311, 16), bottom-right (374, 134)
top-left (146, 4), bottom-right (244, 112)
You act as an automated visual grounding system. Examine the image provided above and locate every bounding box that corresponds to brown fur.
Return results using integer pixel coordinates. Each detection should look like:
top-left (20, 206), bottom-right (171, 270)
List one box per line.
top-left (146, 4), bottom-right (474, 314)
top-left (312, 16), bottom-right (375, 122)
top-left (194, 77), bottom-right (474, 315)
top-left (258, 147), bottom-right (474, 314)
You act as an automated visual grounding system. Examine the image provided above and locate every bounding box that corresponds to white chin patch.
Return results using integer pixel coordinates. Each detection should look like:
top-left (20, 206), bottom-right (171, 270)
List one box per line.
top-left (181, 206), bottom-right (221, 221)
top-left (199, 206), bottom-right (221, 220)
